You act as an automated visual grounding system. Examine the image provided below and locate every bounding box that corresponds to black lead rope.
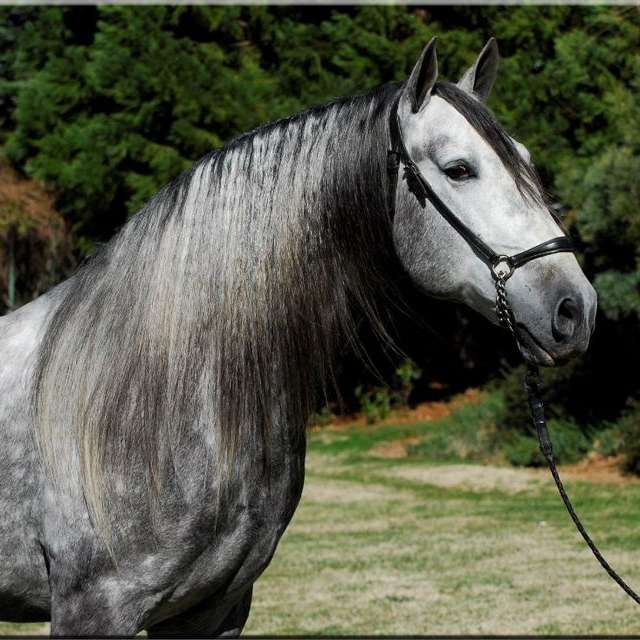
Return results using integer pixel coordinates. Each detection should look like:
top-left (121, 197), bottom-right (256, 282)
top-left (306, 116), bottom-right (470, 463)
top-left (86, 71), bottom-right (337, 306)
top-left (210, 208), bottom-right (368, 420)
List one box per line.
top-left (387, 97), bottom-right (640, 606)
top-left (524, 366), bottom-right (640, 605)
top-left (496, 278), bottom-right (640, 607)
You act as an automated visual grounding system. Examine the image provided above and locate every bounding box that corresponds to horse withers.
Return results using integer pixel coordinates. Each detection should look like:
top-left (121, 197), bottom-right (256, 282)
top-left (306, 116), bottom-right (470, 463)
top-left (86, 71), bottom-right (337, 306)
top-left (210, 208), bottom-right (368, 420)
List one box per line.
top-left (0, 38), bottom-right (596, 635)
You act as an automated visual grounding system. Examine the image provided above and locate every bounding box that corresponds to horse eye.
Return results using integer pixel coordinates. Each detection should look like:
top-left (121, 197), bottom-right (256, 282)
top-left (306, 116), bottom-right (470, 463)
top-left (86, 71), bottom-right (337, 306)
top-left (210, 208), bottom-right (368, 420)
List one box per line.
top-left (444, 162), bottom-right (474, 181)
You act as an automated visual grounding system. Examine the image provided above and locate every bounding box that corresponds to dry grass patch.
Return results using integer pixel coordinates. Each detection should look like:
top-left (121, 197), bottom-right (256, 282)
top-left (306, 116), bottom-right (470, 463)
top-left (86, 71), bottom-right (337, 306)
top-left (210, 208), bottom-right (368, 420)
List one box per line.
top-left (0, 623), bottom-right (48, 636)
top-left (303, 478), bottom-right (402, 505)
top-left (370, 436), bottom-right (420, 459)
top-left (381, 462), bottom-right (547, 494)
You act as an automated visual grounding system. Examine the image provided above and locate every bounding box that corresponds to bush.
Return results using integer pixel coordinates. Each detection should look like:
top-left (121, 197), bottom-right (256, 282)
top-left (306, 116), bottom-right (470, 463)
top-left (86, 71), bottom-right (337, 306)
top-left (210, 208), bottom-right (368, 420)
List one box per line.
top-left (503, 419), bottom-right (591, 467)
top-left (592, 423), bottom-right (624, 458)
top-left (503, 434), bottom-right (545, 467)
top-left (354, 359), bottom-right (421, 424)
top-left (496, 360), bottom-right (597, 437)
top-left (618, 400), bottom-right (640, 475)
top-left (393, 359), bottom-right (422, 408)
top-left (407, 389), bottom-right (504, 463)
top-left (546, 419), bottom-right (592, 464)
top-left (310, 405), bottom-right (335, 428)
top-left (355, 385), bottom-right (391, 425)
top-left (496, 363), bottom-right (600, 467)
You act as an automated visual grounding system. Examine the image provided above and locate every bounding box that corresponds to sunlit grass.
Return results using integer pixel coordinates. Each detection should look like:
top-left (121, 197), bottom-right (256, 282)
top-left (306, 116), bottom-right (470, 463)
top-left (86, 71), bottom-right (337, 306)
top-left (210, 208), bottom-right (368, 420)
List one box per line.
top-left (245, 398), bottom-right (640, 634)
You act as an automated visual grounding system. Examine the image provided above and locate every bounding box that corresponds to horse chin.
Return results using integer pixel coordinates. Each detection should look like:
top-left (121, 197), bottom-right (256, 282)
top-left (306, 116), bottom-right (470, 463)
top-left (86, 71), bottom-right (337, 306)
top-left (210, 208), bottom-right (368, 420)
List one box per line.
top-left (514, 323), bottom-right (557, 367)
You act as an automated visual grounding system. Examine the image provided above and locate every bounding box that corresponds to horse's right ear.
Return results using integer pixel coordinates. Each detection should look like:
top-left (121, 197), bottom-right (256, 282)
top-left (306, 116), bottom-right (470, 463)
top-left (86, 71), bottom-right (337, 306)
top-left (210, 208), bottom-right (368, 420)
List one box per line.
top-left (401, 37), bottom-right (438, 115)
top-left (457, 38), bottom-right (499, 102)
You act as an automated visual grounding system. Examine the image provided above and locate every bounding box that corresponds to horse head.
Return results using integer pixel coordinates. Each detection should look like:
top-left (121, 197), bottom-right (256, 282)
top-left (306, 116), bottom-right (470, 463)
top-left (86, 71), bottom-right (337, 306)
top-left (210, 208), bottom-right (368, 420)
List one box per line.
top-left (392, 38), bottom-right (597, 366)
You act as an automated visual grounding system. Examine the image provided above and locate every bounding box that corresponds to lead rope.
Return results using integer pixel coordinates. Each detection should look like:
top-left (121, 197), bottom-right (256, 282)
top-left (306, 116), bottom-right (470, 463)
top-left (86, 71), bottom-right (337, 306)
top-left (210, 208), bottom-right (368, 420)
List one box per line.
top-left (495, 278), bottom-right (640, 606)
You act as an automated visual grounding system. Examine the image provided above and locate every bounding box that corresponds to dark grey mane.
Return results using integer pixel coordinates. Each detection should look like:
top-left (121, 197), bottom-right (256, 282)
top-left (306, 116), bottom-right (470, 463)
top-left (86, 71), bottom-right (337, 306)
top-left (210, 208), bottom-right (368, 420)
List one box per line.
top-left (34, 82), bottom-right (402, 539)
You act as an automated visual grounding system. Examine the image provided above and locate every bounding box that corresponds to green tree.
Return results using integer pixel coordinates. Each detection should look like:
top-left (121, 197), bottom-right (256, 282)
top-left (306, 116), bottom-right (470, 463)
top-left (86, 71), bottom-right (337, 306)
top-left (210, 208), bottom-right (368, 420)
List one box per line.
top-left (2, 6), bottom-right (640, 445)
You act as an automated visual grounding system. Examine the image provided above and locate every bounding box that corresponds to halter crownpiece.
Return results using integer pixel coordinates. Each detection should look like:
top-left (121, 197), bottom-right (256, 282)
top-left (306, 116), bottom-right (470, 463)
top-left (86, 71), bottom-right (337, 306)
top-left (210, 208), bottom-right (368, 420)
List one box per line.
top-left (387, 96), bottom-right (640, 607)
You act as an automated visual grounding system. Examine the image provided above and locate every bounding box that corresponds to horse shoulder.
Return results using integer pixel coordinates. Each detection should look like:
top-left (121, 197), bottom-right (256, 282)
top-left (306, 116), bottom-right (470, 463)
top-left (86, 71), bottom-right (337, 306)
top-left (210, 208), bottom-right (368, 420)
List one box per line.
top-left (0, 289), bottom-right (67, 622)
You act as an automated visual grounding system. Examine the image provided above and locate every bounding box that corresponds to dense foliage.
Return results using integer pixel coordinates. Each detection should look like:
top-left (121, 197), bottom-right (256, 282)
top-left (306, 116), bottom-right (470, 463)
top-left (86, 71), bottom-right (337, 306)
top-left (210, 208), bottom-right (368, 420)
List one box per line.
top-left (1, 6), bottom-right (639, 466)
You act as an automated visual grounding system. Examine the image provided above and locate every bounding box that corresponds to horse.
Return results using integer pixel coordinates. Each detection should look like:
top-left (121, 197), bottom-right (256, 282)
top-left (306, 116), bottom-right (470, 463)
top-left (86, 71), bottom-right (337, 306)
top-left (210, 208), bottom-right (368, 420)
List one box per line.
top-left (0, 37), bottom-right (596, 636)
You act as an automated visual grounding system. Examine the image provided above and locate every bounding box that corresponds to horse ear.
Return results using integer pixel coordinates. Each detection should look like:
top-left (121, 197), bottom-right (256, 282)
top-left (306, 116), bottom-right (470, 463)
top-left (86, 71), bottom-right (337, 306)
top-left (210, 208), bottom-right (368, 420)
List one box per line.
top-left (458, 37), bottom-right (499, 102)
top-left (401, 37), bottom-right (438, 114)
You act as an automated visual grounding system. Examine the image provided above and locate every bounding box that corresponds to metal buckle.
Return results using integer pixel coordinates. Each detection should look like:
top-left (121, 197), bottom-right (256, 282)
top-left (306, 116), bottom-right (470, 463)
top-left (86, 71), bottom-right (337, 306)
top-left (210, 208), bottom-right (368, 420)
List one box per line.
top-left (492, 256), bottom-right (513, 281)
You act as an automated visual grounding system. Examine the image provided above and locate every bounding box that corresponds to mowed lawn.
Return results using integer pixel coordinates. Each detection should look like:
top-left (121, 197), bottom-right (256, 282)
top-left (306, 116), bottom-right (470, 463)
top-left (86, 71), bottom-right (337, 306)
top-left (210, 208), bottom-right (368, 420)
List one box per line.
top-left (3, 392), bottom-right (640, 636)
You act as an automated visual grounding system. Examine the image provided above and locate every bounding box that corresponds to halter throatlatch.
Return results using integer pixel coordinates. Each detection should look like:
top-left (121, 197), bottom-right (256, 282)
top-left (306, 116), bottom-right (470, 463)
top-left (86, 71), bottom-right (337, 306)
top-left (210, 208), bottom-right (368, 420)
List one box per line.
top-left (387, 98), bottom-right (640, 607)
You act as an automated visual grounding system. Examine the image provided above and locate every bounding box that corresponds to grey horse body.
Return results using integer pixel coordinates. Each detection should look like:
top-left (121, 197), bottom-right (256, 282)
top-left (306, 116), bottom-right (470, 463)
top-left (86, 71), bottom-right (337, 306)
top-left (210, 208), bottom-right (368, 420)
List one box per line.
top-left (0, 39), bottom-right (597, 635)
top-left (1, 287), bottom-right (303, 634)
top-left (0, 294), bottom-right (54, 621)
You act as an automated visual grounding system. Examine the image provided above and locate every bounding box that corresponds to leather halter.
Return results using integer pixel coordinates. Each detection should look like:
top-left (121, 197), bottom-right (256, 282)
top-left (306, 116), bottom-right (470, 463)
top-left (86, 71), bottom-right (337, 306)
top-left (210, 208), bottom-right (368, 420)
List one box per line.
top-left (387, 96), bottom-right (640, 607)
top-left (386, 99), bottom-right (573, 297)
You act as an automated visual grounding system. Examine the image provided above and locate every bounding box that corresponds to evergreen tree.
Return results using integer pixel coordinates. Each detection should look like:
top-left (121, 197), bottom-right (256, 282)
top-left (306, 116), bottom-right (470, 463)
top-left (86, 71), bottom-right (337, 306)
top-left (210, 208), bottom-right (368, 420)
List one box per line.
top-left (1, 6), bottom-right (639, 427)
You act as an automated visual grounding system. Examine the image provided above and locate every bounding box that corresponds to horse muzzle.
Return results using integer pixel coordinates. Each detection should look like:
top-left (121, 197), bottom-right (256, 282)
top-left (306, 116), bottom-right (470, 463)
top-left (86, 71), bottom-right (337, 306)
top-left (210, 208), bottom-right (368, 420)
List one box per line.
top-left (515, 282), bottom-right (597, 366)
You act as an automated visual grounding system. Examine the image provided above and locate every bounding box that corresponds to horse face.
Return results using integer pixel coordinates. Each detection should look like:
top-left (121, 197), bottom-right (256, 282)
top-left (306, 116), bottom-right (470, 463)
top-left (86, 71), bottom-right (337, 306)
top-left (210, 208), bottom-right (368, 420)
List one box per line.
top-left (392, 38), bottom-right (597, 366)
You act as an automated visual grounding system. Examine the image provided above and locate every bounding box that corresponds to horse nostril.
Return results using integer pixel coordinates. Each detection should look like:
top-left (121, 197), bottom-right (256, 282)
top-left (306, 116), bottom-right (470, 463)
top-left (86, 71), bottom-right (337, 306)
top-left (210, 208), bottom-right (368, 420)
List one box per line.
top-left (552, 297), bottom-right (579, 342)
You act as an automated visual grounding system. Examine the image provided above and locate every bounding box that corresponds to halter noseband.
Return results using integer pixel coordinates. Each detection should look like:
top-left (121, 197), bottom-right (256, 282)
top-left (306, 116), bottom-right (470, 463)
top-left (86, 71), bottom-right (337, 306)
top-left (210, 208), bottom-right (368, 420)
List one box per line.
top-left (386, 96), bottom-right (640, 608)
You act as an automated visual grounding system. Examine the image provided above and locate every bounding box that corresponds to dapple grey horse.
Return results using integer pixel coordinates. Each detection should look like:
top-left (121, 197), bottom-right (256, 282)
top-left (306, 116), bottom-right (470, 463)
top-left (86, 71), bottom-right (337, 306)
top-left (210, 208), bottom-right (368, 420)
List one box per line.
top-left (0, 38), bottom-right (596, 635)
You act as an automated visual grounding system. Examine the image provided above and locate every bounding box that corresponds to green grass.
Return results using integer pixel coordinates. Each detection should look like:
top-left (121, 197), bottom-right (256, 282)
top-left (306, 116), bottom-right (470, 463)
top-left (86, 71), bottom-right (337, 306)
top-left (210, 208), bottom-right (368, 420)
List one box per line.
top-left (312, 390), bottom-right (505, 465)
top-left (3, 391), bottom-right (640, 635)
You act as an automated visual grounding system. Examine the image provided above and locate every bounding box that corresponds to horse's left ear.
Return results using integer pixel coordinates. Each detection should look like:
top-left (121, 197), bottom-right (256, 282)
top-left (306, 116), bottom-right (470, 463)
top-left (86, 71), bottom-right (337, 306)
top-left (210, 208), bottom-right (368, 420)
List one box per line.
top-left (457, 38), bottom-right (499, 102)
top-left (401, 37), bottom-right (438, 115)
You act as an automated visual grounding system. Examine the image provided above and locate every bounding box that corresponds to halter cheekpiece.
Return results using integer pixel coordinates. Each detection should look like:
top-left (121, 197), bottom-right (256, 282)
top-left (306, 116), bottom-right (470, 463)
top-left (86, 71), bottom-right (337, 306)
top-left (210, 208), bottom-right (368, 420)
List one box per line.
top-left (386, 96), bottom-right (640, 607)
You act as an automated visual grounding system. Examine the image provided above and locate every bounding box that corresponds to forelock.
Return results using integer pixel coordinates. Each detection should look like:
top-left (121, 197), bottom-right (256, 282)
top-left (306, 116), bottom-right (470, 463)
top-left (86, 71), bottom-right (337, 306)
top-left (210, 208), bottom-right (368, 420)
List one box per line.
top-left (433, 81), bottom-right (546, 206)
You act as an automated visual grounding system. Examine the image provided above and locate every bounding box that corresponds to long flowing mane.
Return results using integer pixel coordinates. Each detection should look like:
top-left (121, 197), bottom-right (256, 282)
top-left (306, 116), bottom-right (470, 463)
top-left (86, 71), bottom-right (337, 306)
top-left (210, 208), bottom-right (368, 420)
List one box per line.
top-left (34, 82), bottom-right (403, 537)
top-left (33, 79), bottom-right (540, 539)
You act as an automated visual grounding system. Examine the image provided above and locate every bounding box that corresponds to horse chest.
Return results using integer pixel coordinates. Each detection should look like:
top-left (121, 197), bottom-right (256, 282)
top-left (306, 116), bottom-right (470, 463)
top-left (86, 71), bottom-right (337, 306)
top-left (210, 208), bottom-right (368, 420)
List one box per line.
top-left (150, 446), bottom-right (306, 621)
